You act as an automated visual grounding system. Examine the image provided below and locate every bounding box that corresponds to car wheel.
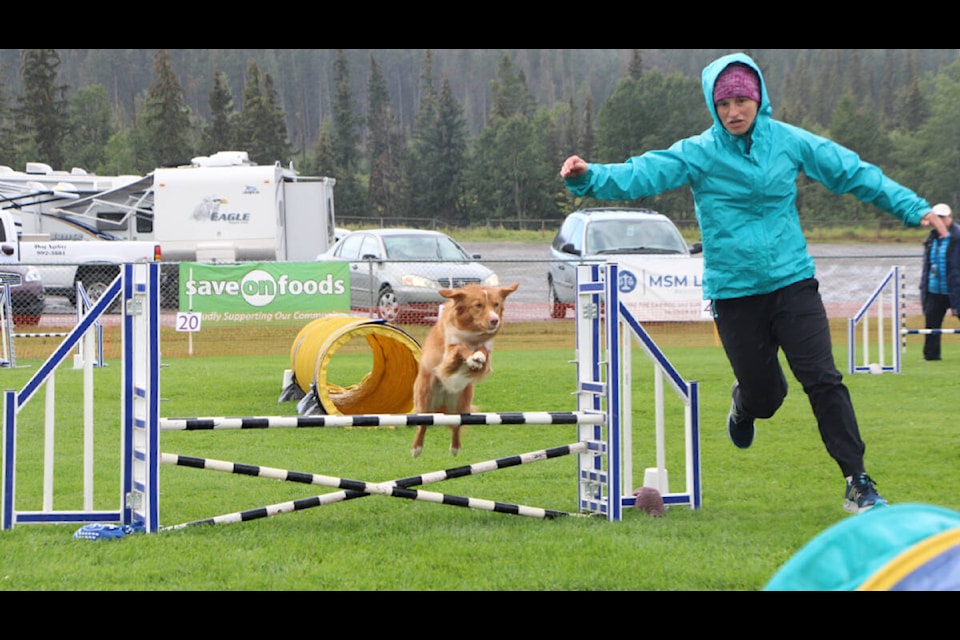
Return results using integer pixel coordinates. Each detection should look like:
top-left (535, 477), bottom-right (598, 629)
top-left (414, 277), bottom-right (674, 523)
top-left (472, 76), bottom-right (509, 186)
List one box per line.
top-left (549, 278), bottom-right (568, 319)
top-left (82, 277), bottom-right (121, 313)
top-left (376, 285), bottom-right (400, 323)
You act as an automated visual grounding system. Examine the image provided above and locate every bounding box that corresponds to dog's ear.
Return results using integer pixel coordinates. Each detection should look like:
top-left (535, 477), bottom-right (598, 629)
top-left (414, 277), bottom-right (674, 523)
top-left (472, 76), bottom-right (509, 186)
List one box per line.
top-left (500, 282), bottom-right (519, 298)
top-left (439, 288), bottom-right (456, 299)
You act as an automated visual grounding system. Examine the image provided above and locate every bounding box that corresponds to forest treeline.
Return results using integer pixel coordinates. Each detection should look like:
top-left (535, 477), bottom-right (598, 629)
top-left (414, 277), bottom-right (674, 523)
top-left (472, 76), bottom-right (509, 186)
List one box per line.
top-left (1, 48), bottom-right (958, 228)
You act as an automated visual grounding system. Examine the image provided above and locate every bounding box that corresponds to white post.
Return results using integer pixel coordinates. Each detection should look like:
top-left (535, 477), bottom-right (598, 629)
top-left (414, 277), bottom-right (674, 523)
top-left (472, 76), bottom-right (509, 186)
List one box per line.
top-left (621, 320), bottom-right (632, 493)
top-left (0, 284), bottom-right (10, 366)
top-left (42, 376), bottom-right (54, 511)
top-left (877, 284), bottom-right (886, 368)
top-left (865, 313), bottom-right (870, 367)
top-left (83, 328), bottom-right (94, 511)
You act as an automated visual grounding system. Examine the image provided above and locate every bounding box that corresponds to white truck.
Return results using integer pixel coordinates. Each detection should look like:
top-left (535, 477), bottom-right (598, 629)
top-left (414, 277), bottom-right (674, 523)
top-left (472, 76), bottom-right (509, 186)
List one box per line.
top-left (0, 209), bottom-right (162, 305)
top-left (0, 151), bottom-right (337, 308)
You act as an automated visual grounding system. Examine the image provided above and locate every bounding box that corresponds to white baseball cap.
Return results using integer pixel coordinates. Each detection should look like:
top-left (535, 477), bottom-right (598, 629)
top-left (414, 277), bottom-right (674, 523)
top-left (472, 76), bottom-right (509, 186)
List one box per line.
top-left (932, 203), bottom-right (952, 217)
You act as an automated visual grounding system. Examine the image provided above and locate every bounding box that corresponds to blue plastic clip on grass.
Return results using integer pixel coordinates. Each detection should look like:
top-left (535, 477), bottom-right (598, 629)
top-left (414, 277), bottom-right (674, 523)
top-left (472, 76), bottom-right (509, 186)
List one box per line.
top-left (73, 521), bottom-right (145, 541)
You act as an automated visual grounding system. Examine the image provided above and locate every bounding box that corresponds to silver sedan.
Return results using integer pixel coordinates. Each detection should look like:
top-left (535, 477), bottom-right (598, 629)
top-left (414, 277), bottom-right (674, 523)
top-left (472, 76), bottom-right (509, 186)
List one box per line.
top-left (317, 228), bottom-right (500, 323)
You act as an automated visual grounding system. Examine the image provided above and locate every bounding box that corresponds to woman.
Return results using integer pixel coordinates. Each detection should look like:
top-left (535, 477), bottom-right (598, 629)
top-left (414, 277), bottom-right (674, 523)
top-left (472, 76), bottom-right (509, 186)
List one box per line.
top-left (561, 51), bottom-right (949, 514)
top-left (920, 203), bottom-right (960, 361)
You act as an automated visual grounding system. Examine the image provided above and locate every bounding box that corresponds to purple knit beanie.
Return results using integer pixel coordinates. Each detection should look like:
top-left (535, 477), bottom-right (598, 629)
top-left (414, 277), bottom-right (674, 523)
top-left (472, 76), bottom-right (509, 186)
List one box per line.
top-left (713, 63), bottom-right (761, 104)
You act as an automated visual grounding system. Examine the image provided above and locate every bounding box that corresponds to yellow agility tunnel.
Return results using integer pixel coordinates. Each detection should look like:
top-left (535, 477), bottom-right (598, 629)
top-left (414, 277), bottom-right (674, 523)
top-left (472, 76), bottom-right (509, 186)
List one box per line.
top-left (284, 316), bottom-right (422, 416)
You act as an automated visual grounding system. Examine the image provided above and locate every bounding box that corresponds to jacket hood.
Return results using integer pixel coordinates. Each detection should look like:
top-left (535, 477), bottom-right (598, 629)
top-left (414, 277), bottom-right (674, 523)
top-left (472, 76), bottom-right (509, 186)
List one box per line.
top-left (701, 52), bottom-right (772, 132)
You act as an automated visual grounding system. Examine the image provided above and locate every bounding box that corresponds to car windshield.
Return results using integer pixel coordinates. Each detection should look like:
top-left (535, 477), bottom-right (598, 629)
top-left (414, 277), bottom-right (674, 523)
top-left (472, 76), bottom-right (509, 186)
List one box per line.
top-left (585, 219), bottom-right (687, 255)
top-left (383, 235), bottom-right (470, 261)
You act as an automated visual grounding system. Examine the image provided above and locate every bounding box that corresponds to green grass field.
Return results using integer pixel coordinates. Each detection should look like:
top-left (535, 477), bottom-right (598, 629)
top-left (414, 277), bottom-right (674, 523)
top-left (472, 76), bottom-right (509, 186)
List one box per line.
top-left (0, 329), bottom-right (958, 591)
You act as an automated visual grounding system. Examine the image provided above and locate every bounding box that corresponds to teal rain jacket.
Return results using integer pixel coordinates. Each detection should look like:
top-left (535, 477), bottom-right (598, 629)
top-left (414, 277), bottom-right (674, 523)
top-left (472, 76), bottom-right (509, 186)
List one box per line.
top-left (564, 52), bottom-right (931, 301)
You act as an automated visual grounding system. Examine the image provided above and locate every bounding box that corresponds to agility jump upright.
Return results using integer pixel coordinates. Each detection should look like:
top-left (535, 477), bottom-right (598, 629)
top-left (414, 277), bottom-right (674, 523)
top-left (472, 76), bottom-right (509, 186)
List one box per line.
top-left (2, 263), bottom-right (159, 530)
top-left (574, 263), bottom-right (701, 520)
top-left (848, 264), bottom-right (960, 375)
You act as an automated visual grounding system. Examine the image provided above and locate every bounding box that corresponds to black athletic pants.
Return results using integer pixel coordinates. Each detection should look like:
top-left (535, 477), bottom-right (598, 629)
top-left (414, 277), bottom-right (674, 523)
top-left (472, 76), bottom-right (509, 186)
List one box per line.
top-left (923, 292), bottom-right (952, 361)
top-left (712, 277), bottom-right (866, 478)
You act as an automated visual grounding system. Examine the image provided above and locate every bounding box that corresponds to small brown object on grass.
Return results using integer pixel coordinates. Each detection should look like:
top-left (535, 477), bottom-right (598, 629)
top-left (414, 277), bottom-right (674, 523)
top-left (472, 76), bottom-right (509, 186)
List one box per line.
top-left (632, 486), bottom-right (665, 517)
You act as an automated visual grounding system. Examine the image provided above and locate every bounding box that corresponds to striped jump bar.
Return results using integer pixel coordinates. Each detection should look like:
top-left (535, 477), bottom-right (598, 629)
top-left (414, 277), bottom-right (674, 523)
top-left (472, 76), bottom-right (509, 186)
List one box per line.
top-left (159, 411), bottom-right (605, 431)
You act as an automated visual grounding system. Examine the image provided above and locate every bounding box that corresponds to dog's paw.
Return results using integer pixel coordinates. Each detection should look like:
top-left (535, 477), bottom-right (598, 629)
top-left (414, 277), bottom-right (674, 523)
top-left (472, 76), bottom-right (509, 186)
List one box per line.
top-left (411, 446), bottom-right (422, 458)
top-left (465, 351), bottom-right (486, 370)
top-left (449, 445), bottom-right (460, 457)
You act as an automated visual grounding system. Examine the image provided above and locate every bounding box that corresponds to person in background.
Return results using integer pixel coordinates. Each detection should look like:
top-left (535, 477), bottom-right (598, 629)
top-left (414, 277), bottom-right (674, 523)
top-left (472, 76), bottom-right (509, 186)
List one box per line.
top-left (920, 203), bottom-right (960, 361)
top-left (560, 51), bottom-right (950, 514)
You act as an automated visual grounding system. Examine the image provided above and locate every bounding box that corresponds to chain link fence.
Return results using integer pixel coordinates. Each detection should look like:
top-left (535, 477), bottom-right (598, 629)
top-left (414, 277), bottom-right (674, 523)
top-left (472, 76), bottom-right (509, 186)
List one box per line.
top-left (3, 250), bottom-right (928, 363)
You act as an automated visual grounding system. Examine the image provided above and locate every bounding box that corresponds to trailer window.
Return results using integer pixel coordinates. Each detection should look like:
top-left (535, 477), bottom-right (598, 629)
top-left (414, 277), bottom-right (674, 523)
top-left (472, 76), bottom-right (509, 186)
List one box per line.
top-left (96, 211), bottom-right (129, 232)
top-left (136, 213), bottom-right (153, 234)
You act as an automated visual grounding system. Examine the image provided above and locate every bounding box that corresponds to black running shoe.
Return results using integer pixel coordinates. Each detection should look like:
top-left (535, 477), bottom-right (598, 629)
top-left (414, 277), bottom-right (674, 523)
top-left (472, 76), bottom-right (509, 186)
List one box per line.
top-left (843, 473), bottom-right (888, 514)
top-left (726, 382), bottom-right (755, 449)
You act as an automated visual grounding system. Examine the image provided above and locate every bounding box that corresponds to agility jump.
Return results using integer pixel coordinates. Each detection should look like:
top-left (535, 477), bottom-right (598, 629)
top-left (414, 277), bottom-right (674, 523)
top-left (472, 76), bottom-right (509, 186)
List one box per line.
top-left (2, 262), bottom-right (701, 532)
top-left (849, 265), bottom-right (960, 374)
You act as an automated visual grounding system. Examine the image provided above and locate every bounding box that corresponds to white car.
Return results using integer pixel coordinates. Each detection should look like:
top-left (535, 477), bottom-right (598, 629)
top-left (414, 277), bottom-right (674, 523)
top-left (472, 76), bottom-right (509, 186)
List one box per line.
top-left (547, 208), bottom-right (701, 319)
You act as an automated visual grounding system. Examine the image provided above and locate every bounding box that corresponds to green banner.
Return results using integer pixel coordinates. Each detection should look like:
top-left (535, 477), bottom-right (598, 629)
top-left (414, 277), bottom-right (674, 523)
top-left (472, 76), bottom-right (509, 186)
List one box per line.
top-left (179, 262), bottom-right (350, 313)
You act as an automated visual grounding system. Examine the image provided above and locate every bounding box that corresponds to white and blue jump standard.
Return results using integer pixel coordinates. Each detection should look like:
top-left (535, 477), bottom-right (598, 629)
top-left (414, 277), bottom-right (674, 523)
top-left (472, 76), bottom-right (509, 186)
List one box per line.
top-left (2, 263), bottom-right (160, 529)
top-left (575, 263), bottom-right (701, 520)
top-left (849, 264), bottom-right (960, 375)
top-left (2, 261), bottom-right (701, 532)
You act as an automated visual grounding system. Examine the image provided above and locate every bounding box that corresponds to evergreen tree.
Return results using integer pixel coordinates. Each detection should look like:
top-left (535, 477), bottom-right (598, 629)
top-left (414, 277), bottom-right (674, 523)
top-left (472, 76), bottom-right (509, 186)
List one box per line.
top-left (403, 49), bottom-right (439, 220)
top-left (415, 77), bottom-right (468, 226)
top-left (200, 69), bottom-right (236, 156)
top-left (313, 117), bottom-right (337, 175)
top-left (595, 75), bottom-right (643, 163)
top-left (63, 84), bottom-right (114, 173)
top-left (100, 128), bottom-right (142, 175)
top-left (332, 50), bottom-right (360, 173)
top-left (366, 54), bottom-right (403, 216)
top-left (143, 49), bottom-right (194, 168)
top-left (98, 93), bottom-right (150, 174)
top-left (0, 62), bottom-right (17, 169)
top-left (415, 49), bottom-right (437, 133)
top-left (811, 50), bottom-right (843, 127)
top-left (580, 92), bottom-right (595, 159)
top-left (261, 72), bottom-right (291, 164)
top-left (469, 55), bottom-right (558, 226)
top-left (780, 53), bottom-right (814, 126)
top-left (846, 49), bottom-right (872, 109)
top-left (896, 50), bottom-right (927, 133)
top-left (330, 49), bottom-right (364, 218)
top-left (828, 91), bottom-right (891, 220)
top-left (490, 53), bottom-right (531, 120)
top-left (234, 60), bottom-right (290, 165)
top-left (563, 95), bottom-right (578, 157)
top-left (17, 49), bottom-right (70, 168)
top-left (235, 60), bottom-right (264, 160)
top-left (879, 49), bottom-right (899, 127)
top-left (628, 49), bottom-right (643, 80)
top-left (830, 91), bottom-right (889, 164)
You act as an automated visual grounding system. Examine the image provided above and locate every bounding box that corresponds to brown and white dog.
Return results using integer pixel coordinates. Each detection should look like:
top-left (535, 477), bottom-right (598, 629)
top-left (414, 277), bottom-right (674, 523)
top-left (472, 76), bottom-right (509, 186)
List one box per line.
top-left (411, 282), bottom-right (520, 457)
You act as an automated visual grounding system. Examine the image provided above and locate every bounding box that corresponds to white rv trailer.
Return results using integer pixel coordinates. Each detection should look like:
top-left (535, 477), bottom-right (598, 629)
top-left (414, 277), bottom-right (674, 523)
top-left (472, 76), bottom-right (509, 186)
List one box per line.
top-left (0, 151), bottom-right (337, 263)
